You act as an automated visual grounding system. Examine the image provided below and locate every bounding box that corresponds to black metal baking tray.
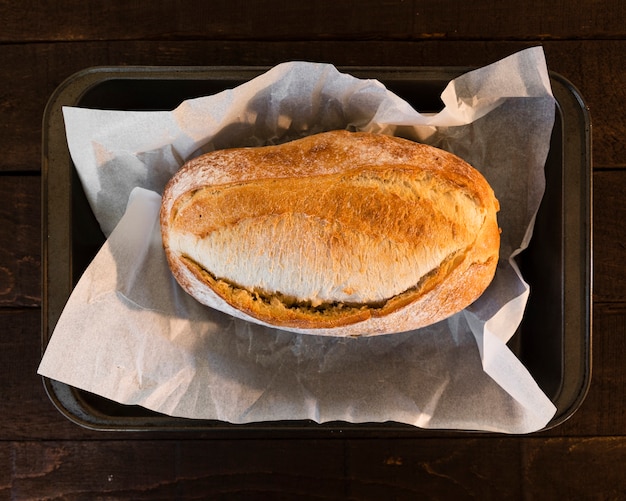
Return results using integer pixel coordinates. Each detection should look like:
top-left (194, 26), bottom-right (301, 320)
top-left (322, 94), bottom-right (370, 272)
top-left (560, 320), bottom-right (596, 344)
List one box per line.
top-left (41, 66), bottom-right (591, 434)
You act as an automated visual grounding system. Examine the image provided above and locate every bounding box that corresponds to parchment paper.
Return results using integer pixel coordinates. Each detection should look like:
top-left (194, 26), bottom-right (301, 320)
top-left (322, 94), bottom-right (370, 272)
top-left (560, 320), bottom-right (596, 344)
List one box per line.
top-left (39, 47), bottom-right (558, 433)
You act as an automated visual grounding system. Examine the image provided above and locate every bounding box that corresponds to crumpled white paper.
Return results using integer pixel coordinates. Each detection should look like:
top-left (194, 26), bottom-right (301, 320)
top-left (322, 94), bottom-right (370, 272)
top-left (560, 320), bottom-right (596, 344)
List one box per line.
top-left (39, 47), bottom-right (558, 433)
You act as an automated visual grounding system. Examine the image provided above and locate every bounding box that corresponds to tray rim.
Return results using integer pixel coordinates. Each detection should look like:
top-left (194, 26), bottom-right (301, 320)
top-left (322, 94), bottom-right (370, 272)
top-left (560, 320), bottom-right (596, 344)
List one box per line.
top-left (41, 64), bottom-right (592, 434)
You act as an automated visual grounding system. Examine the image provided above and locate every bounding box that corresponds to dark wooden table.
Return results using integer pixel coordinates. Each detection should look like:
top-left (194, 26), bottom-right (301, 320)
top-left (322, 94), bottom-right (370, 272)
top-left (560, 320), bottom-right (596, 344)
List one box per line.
top-left (2, 1), bottom-right (625, 498)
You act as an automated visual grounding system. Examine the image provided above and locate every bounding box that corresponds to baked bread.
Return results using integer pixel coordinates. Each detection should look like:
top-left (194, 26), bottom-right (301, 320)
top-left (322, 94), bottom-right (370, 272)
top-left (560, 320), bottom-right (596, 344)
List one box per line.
top-left (160, 130), bottom-right (500, 336)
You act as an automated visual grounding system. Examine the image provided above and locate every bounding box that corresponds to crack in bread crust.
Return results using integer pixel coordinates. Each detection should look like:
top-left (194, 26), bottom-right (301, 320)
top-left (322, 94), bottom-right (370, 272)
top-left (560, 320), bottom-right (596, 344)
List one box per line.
top-left (179, 244), bottom-right (470, 328)
top-left (161, 130), bottom-right (501, 335)
top-left (169, 165), bottom-right (484, 306)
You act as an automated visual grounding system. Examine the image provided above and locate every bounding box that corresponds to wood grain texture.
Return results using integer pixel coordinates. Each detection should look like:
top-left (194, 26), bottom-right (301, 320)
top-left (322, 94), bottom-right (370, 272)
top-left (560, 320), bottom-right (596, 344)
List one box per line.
top-left (3, 437), bottom-right (625, 499)
top-left (0, 176), bottom-right (40, 307)
top-left (543, 303), bottom-right (626, 437)
top-left (1, 1), bottom-right (625, 42)
top-left (594, 171), bottom-right (626, 302)
top-left (0, 445), bottom-right (10, 500)
top-left (0, 310), bottom-right (78, 440)
top-left (588, 304), bottom-right (626, 434)
top-left (1, 40), bottom-right (624, 173)
top-left (1, 1), bottom-right (625, 497)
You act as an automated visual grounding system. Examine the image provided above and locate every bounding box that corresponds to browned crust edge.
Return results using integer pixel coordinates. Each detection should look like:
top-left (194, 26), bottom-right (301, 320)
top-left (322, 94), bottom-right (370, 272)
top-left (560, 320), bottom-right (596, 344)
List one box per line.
top-left (160, 130), bottom-right (500, 335)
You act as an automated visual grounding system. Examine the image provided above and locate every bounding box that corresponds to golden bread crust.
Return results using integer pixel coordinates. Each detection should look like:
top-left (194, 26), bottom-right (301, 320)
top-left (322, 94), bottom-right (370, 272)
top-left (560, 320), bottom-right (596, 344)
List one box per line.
top-left (160, 130), bottom-right (500, 336)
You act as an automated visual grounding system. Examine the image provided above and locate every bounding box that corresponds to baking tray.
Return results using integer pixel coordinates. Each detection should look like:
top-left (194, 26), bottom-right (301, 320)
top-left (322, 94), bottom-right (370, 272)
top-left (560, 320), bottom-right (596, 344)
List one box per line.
top-left (41, 66), bottom-right (592, 434)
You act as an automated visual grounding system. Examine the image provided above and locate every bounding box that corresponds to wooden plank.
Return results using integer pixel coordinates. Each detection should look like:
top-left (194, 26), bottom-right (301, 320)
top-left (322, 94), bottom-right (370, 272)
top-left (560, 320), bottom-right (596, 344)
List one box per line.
top-left (0, 176), bottom-right (40, 307)
top-left (521, 437), bottom-right (626, 498)
top-left (6, 437), bottom-right (626, 499)
top-left (9, 441), bottom-right (178, 499)
top-left (543, 302), bottom-right (626, 436)
top-left (0, 40), bottom-right (623, 173)
top-left (583, 304), bottom-right (626, 434)
top-left (1, 2), bottom-right (625, 499)
top-left (0, 444), bottom-right (11, 500)
top-left (1, 1), bottom-right (625, 42)
top-left (341, 439), bottom-right (523, 499)
top-left (594, 171), bottom-right (626, 302)
top-left (9, 439), bottom-right (516, 499)
top-left (0, 309), bottom-right (83, 440)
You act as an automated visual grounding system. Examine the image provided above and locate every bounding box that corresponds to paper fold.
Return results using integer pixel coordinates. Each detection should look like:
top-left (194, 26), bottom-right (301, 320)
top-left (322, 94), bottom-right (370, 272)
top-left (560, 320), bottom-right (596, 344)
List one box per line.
top-left (40, 47), bottom-right (558, 433)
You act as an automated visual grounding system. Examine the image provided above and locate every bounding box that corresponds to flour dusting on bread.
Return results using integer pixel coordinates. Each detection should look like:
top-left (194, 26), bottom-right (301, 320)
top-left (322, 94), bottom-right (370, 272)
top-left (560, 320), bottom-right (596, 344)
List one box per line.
top-left (160, 130), bottom-right (500, 336)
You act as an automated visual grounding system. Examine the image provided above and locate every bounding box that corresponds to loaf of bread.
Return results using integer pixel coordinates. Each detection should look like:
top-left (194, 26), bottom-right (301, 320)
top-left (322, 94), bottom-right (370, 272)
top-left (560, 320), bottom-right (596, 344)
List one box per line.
top-left (160, 130), bottom-right (500, 336)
